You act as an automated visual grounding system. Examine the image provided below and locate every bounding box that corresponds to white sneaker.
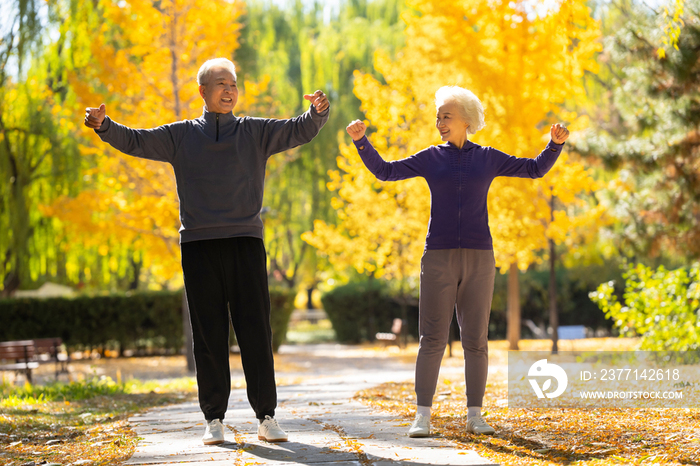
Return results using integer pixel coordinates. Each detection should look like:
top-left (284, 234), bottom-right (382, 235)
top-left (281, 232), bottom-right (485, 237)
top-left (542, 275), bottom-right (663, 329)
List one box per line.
top-left (202, 419), bottom-right (225, 445)
top-left (467, 416), bottom-right (495, 435)
top-left (258, 415), bottom-right (288, 442)
top-left (408, 414), bottom-right (430, 437)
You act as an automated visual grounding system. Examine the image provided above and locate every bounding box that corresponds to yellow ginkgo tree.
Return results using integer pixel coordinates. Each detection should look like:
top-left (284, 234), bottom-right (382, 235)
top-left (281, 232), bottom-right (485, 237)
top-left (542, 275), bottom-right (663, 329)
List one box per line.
top-left (304, 0), bottom-right (605, 348)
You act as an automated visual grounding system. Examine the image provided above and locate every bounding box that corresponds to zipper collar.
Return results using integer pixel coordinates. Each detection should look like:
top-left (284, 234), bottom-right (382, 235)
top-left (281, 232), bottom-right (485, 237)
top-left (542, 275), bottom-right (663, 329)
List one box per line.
top-left (202, 107), bottom-right (235, 141)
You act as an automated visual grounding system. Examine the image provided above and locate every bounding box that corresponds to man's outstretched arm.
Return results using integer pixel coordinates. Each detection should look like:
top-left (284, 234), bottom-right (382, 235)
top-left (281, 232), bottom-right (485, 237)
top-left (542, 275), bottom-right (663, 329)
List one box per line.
top-left (85, 104), bottom-right (180, 164)
top-left (256, 90), bottom-right (330, 158)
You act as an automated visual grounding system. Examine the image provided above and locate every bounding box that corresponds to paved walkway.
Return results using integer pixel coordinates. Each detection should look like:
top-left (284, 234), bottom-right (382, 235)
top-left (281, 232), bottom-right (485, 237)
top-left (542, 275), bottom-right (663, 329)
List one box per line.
top-left (125, 345), bottom-right (498, 466)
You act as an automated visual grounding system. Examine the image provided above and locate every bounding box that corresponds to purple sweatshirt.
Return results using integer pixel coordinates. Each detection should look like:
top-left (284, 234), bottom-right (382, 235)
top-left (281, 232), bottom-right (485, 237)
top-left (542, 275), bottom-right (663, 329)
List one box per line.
top-left (352, 136), bottom-right (564, 251)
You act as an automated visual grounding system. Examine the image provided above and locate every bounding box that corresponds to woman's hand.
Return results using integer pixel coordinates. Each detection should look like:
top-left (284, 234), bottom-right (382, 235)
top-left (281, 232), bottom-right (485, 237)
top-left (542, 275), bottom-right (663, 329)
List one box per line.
top-left (551, 123), bottom-right (569, 144)
top-left (84, 104), bottom-right (106, 129)
top-left (346, 119), bottom-right (367, 141)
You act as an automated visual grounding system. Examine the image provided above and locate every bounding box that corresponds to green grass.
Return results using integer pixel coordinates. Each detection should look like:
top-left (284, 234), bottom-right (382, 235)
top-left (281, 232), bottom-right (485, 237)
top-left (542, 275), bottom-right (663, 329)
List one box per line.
top-left (0, 376), bottom-right (197, 465)
top-left (286, 319), bottom-right (336, 344)
top-left (1, 378), bottom-right (125, 407)
top-left (1, 376), bottom-right (197, 405)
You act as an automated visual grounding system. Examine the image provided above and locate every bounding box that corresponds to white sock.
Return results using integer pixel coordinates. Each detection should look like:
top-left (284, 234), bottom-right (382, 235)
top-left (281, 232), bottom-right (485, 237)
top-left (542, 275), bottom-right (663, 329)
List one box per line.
top-left (416, 405), bottom-right (431, 418)
top-left (467, 406), bottom-right (481, 420)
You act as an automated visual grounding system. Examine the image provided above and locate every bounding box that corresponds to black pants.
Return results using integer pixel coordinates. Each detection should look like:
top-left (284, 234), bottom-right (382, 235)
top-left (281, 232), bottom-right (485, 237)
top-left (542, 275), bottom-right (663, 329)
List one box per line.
top-left (181, 236), bottom-right (277, 421)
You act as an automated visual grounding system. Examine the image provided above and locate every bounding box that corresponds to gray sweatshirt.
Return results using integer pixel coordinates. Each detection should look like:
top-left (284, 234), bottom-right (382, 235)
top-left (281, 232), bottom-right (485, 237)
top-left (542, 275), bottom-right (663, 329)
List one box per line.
top-left (95, 105), bottom-right (329, 243)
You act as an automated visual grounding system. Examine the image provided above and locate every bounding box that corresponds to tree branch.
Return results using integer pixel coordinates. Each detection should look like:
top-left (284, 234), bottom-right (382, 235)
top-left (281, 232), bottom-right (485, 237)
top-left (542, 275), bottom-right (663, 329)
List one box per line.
top-left (28, 148), bottom-right (52, 174)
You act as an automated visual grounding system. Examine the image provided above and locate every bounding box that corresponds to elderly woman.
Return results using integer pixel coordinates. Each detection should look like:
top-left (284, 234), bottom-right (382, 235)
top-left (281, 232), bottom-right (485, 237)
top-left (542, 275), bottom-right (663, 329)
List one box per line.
top-left (346, 86), bottom-right (569, 436)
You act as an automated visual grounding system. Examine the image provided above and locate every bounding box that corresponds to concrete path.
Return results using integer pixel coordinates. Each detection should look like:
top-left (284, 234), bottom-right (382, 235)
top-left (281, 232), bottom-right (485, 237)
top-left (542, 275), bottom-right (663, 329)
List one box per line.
top-left (125, 345), bottom-right (498, 466)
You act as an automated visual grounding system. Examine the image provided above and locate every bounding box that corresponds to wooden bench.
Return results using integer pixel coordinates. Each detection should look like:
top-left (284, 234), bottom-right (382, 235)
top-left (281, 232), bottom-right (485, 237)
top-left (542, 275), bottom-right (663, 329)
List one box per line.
top-left (376, 318), bottom-right (404, 347)
top-left (33, 337), bottom-right (69, 378)
top-left (0, 340), bottom-right (39, 383)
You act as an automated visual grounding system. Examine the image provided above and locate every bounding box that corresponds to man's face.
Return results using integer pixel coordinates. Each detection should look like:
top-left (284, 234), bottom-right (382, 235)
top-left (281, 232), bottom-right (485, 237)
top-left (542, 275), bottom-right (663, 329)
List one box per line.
top-left (199, 66), bottom-right (238, 114)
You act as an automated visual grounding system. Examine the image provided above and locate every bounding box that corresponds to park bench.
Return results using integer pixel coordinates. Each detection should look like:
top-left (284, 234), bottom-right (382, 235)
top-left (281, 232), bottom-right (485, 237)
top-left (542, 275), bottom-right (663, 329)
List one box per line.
top-left (375, 318), bottom-right (404, 347)
top-left (0, 340), bottom-right (39, 383)
top-left (0, 338), bottom-right (69, 383)
top-left (32, 337), bottom-right (69, 378)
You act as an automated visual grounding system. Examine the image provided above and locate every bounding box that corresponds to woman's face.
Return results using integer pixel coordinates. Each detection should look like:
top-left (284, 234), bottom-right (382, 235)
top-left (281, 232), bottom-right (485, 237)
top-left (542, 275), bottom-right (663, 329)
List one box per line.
top-left (436, 101), bottom-right (469, 145)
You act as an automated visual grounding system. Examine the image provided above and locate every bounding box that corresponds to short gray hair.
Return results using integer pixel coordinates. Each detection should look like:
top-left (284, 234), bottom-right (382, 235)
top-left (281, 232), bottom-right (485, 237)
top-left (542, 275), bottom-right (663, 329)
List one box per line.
top-left (435, 86), bottom-right (485, 135)
top-left (197, 58), bottom-right (237, 86)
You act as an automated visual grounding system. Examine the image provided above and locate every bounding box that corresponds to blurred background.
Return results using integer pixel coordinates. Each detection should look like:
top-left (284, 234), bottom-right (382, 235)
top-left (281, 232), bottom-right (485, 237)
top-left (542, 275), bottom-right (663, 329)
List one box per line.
top-left (1, 0), bottom-right (698, 360)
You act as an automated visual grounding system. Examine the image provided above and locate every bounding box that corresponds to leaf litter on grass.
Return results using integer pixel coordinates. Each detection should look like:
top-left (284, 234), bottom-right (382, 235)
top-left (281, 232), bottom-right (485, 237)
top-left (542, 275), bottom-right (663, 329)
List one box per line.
top-left (355, 338), bottom-right (700, 466)
top-left (0, 377), bottom-right (197, 466)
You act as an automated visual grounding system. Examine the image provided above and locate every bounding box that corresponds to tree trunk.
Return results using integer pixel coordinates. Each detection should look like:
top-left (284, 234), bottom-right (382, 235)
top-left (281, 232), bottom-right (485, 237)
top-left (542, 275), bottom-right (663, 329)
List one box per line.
top-left (6, 160), bottom-right (32, 295)
top-left (167, 14), bottom-right (194, 372)
top-left (307, 287), bottom-right (314, 309)
top-left (507, 262), bottom-right (520, 350)
top-left (128, 254), bottom-right (141, 290)
top-left (367, 274), bottom-right (376, 342)
top-left (169, 6), bottom-right (181, 122)
top-left (549, 194), bottom-right (559, 354)
top-left (549, 236), bottom-right (559, 354)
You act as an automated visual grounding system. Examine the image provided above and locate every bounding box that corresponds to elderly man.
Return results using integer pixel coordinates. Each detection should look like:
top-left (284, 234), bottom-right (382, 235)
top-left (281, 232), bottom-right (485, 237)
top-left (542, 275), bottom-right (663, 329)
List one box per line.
top-left (84, 58), bottom-right (330, 445)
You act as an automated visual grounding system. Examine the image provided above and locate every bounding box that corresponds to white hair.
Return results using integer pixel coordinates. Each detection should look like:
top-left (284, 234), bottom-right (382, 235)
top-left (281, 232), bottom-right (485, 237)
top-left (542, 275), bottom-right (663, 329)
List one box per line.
top-left (435, 86), bottom-right (485, 135)
top-left (197, 58), bottom-right (237, 86)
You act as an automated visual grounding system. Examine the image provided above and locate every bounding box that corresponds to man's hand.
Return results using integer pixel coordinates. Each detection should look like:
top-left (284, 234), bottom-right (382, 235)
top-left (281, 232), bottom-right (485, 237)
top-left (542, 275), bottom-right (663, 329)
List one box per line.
top-left (551, 123), bottom-right (569, 144)
top-left (85, 104), bottom-right (106, 129)
top-left (303, 90), bottom-right (329, 113)
top-left (346, 119), bottom-right (367, 142)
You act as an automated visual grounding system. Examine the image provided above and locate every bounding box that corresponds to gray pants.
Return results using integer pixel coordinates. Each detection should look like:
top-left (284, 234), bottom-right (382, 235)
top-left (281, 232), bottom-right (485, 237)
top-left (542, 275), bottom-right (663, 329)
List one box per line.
top-left (415, 248), bottom-right (496, 408)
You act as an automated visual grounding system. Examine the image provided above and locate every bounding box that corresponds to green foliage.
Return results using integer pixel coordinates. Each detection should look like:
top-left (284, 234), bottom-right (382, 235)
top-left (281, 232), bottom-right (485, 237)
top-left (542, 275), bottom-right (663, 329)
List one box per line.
top-left (0, 59), bottom-right (82, 296)
top-left (0, 289), bottom-right (295, 354)
top-left (590, 262), bottom-right (700, 351)
top-left (320, 280), bottom-right (417, 344)
top-left (575, 0), bottom-right (700, 259)
top-left (0, 0), bottom-right (86, 295)
top-left (0, 291), bottom-right (184, 352)
top-left (237, 0), bottom-right (406, 289)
